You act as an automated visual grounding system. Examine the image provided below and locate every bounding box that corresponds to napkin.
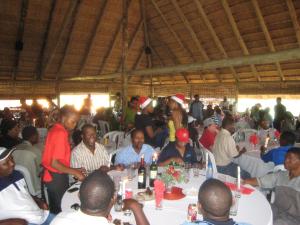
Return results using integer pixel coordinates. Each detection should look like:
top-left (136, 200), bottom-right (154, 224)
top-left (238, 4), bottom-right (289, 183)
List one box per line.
top-left (224, 182), bottom-right (254, 195)
top-left (154, 179), bottom-right (165, 204)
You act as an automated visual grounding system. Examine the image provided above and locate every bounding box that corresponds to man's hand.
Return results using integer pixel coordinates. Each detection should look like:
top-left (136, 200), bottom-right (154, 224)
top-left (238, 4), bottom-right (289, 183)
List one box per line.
top-left (73, 168), bottom-right (86, 181)
top-left (33, 196), bottom-right (48, 210)
top-left (99, 165), bottom-right (110, 173)
top-left (114, 164), bottom-right (125, 171)
top-left (122, 199), bottom-right (149, 225)
top-left (123, 199), bottom-right (143, 211)
top-left (239, 147), bottom-right (247, 155)
top-left (0, 219), bottom-right (27, 225)
top-left (170, 157), bottom-right (184, 165)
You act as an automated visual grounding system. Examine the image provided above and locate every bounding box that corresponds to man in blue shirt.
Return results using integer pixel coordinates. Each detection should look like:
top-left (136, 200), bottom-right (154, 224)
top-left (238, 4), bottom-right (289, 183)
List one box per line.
top-left (158, 128), bottom-right (197, 166)
top-left (261, 131), bottom-right (296, 166)
top-left (181, 179), bottom-right (250, 225)
top-left (115, 129), bottom-right (155, 166)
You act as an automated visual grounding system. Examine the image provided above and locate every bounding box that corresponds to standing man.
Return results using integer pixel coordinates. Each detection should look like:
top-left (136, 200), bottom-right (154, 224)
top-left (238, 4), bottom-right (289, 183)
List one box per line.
top-left (273, 97), bottom-right (286, 131)
top-left (219, 96), bottom-right (229, 111)
top-left (189, 95), bottom-right (204, 122)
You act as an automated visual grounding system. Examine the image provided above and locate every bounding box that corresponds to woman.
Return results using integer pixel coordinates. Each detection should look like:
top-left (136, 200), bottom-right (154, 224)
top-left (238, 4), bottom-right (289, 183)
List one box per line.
top-left (42, 105), bottom-right (85, 214)
top-left (0, 120), bottom-right (22, 149)
top-left (168, 94), bottom-right (188, 143)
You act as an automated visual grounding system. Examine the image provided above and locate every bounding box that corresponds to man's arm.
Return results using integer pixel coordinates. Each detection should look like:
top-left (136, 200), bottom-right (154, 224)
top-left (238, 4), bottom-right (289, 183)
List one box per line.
top-left (243, 178), bottom-right (259, 186)
top-left (123, 199), bottom-right (150, 225)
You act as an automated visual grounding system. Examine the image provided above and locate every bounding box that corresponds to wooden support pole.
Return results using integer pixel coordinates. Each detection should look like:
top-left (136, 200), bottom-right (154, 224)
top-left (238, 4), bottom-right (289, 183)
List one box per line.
top-left (66, 48), bottom-right (300, 80)
top-left (121, 0), bottom-right (129, 116)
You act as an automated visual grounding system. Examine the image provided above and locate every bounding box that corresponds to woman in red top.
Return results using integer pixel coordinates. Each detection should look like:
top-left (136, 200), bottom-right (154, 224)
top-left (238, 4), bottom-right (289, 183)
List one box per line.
top-left (42, 105), bottom-right (85, 214)
top-left (199, 117), bottom-right (219, 151)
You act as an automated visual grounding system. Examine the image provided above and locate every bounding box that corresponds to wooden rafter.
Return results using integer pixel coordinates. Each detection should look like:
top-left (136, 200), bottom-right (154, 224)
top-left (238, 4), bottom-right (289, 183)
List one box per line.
top-left (36, 0), bottom-right (57, 80)
top-left (194, 0), bottom-right (238, 82)
top-left (221, 0), bottom-right (261, 82)
top-left (150, 0), bottom-right (196, 62)
top-left (56, 0), bottom-right (82, 80)
top-left (286, 0), bottom-right (300, 45)
top-left (170, 0), bottom-right (221, 82)
top-left (116, 19), bottom-right (143, 72)
top-left (66, 47), bottom-right (300, 80)
top-left (41, 0), bottom-right (78, 78)
top-left (251, 0), bottom-right (285, 81)
top-left (12, 0), bottom-right (29, 80)
top-left (78, 0), bottom-right (108, 76)
top-left (97, 0), bottom-right (132, 75)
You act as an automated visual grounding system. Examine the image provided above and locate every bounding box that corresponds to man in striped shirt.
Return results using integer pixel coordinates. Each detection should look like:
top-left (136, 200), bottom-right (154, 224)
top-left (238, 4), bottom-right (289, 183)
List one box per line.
top-left (71, 124), bottom-right (110, 173)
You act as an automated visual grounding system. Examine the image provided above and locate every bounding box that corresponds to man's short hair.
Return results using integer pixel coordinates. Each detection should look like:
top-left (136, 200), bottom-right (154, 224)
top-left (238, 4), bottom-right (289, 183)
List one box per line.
top-left (81, 124), bottom-right (96, 133)
top-left (280, 131), bottom-right (296, 146)
top-left (287, 147), bottom-right (300, 160)
top-left (194, 94), bottom-right (199, 98)
top-left (130, 129), bottom-right (144, 139)
top-left (79, 171), bottom-right (115, 213)
top-left (198, 179), bottom-right (232, 217)
top-left (59, 105), bottom-right (77, 118)
top-left (22, 126), bottom-right (38, 141)
top-left (221, 117), bottom-right (234, 128)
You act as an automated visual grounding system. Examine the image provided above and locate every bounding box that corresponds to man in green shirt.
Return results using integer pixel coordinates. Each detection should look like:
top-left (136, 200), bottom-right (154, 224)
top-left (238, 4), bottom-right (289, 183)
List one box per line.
top-left (124, 96), bottom-right (138, 130)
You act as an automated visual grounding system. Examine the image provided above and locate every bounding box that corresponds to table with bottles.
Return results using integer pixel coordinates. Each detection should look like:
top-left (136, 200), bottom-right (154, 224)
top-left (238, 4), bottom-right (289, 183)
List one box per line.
top-left (61, 167), bottom-right (273, 225)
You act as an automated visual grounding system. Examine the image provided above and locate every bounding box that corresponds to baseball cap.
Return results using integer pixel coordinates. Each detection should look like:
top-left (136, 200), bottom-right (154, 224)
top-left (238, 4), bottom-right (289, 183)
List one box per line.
top-left (175, 128), bottom-right (190, 143)
top-left (203, 117), bottom-right (216, 128)
top-left (0, 147), bottom-right (14, 162)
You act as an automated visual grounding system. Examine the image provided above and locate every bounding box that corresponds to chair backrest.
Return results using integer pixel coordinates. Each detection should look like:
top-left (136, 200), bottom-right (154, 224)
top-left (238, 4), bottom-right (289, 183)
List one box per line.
top-left (98, 120), bottom-right (110, 136)
top-left (103, 131), bottom-right (125, 149)
top-left (15, 165), bottom-right (40, 196)
top-left (198, 142), bottom-right (218, 177)
top-left (273, 164), bottom-right (286, 172)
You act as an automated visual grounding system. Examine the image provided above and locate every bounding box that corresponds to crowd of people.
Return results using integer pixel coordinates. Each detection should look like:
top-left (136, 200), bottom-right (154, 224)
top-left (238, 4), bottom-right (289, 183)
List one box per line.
top-left (0, 94), bottom-right (300, 225)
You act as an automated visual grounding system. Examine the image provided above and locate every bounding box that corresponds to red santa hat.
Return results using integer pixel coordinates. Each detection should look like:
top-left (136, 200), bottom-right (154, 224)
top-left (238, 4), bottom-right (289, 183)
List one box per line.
top-left (171, 94), bottom-right (185, 106)
top-left (138, 96), bottom-right (152, 109)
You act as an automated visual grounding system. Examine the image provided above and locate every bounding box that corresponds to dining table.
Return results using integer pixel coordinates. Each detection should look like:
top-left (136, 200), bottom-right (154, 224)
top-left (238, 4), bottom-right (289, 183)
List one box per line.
top-left (61, 169), bottom-right (273, 225)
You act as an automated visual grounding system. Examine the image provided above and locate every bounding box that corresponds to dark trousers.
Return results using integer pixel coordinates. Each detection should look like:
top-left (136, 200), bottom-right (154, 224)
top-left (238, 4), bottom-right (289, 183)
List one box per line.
top-left (45, 172), bottom-right (69, 214)
top-left (217, 162), bottom-right (251, 179)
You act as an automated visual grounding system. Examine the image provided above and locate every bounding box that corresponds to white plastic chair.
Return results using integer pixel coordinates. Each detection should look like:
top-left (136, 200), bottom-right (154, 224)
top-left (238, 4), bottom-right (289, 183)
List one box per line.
top-left (198, 142), bottom-right (218, 177)
top-left (273, 164), bottom-right (286, 172)
top-left (98, 120), bottom-right (110, 137)
top-left (15, 165), bottom-right (41, 197)
top-left (103, 131), bottom-right (125, 150)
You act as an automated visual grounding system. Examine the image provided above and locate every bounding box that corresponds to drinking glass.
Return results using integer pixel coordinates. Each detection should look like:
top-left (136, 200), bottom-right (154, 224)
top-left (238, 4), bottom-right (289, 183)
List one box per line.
top-left (192, 163), bottom-right (200, 177)
top-left (127, 164), bottom-right (136, 181)
top-left (230, 191), bottom-right (239, 216)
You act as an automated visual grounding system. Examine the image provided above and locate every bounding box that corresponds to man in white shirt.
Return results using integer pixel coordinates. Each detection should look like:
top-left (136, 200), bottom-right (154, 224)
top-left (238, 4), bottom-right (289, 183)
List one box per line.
top-left (213, 117), bottom-right (250, 179)
top-left (13, 126), bottom-right (42, 193)
top-left (71, 124), bottom-right (110, 173)
top-left (0, 147), bottom-right (54, 225)
top-left (51, 171), bottom-right (149, 225)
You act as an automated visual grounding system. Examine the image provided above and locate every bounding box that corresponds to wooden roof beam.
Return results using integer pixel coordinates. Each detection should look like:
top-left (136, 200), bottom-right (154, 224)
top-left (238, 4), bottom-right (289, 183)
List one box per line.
top-left (78, 0), bottom-right (108, 76)
top-left (286, 0), bottom-right (300, 45)
top-left (56, 1), bottom-right (81, 80)
top-left (36, 0), bottom-right (56, 80)
top-left (150, 0), bottom-right (196, 62)
top-left (97, 0), bottom-right (132, 75)
top-left (12, 0), bottom-right (29, 80)
top-left (41, 0), bottom-right (78, 78)
top-left (221, 0), bottom-right (261, 82)
top-left (66, 47), bottom-right (300, 80)
top-left (251, 0), bottom-right (285, 81)
top-left (194, 0), bottom-right (238, 83)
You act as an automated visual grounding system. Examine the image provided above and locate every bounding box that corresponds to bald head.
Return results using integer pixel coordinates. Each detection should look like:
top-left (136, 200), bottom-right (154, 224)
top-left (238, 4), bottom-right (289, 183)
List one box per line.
top-left (198, 179), bottom-right (232, 218)
top-left (79, 171), bottom-right (115, 215)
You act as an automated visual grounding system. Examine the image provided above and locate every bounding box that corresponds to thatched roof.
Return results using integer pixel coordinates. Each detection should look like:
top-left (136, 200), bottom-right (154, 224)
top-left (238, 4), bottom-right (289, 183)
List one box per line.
top-left (0, 0), bottom-right (300, 96)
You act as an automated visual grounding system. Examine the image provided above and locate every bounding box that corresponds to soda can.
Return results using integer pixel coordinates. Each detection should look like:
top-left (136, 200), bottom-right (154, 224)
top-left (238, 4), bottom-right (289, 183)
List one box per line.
top-left (187, 203), bottom-right (197, 222)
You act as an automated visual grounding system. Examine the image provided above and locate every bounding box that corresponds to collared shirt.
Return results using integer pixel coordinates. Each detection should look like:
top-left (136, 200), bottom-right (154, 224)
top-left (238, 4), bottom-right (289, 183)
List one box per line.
top-left (261, 145), bottom-right (293, 166)
top-left (199, 129), bottom-right (216, 150)
top-left (42, 123), bottom-right (71, 182)
top-left (0, 170), bottom-right (49, 224)
top-left (190, 101), bottom-right (204, 121)
top-left (51, 210), bottom-right (110, 225)
top-left (115, 144), bottom-right (155, 166)
top-left (13, 141), bottom-right (42, 193)
top-left (158, 142), bottom-right (197, 164)
top-left (213, 129), bottom-right (238, 166)
top-left (71, 141), bottom-right (109, 172)
top-left (258, 171), bottom-right (300, 224)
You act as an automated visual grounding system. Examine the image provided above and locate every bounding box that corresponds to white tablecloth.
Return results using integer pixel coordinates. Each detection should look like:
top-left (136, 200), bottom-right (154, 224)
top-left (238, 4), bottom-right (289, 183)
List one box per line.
top-left (61, 170), bottom-right (273, 225)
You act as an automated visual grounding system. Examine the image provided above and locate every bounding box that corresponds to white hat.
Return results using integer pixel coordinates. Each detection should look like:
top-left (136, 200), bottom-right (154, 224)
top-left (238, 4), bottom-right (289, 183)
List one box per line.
top-left (0, 147), bottom-right (14, 162)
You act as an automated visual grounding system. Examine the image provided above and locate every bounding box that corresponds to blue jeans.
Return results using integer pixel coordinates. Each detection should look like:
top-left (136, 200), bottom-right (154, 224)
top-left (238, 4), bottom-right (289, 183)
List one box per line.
top-left (28, 213), bottom-right (55, 225)
top-left (217, 162), bottom-right (251, 179)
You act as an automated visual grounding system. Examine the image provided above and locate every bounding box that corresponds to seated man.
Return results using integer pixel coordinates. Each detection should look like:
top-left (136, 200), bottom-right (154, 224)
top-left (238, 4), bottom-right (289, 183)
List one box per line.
top-left (244, 147), bottom-right (300, 225)
top-left (0, 147), bottom-right (54, 225)
top-left (71, 124), bottom-right (116, 173)
top-left (199, 117), bottom-right (219, 151)
top-left (158, 128), bottom-right (197, 166)
top-left (257, 118), bottom-right (278, 145)
top-left (182, 179), bottom-right (250, 225)
top-left (260, 131), bottom-right (296, 166)
top-left (212, 117), bottom-right (250, 179)
top-left (115, 129), bottom-right (155, 166)
top-left (13, 126), bottom-right (42, 193)
top-left (51, 171), bottom-right (149, 225)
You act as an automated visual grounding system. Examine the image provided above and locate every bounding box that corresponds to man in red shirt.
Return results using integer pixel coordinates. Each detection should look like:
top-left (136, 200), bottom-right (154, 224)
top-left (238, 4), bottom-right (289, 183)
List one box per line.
top-left (199, 117), bottom-right (219, 151)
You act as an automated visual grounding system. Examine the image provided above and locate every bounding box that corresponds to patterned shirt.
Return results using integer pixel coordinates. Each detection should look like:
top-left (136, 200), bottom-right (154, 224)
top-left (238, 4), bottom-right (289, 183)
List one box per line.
top-left (71, 141), bottom-right (109, 172)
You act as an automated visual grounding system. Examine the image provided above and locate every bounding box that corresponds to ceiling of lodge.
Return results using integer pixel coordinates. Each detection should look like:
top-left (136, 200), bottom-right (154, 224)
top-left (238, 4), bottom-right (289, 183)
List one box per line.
top-left (0, 0), bottom-right (300, 86)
